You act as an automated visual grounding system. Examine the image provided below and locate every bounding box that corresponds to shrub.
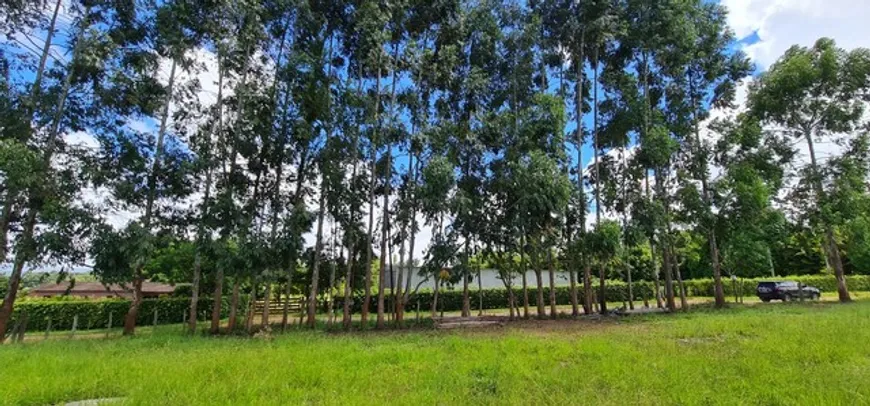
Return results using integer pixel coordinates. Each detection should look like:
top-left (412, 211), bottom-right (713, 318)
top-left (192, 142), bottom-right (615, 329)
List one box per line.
top-left (7, 296), bottom-right (246, 333)
top-left (334, 275), bottom-right (870, 314)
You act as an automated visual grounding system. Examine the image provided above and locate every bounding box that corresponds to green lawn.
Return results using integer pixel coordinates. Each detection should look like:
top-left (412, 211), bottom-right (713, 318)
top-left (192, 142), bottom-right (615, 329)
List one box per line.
top-left (2, 301), bottom-right (870, 405)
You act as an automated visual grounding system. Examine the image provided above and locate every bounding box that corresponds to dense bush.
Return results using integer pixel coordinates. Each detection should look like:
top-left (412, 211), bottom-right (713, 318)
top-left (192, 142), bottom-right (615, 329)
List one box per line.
top-left (8, 275), bottom-right (868, 333)
top-left (335, 275), bottom-right (870, 314)
top-left (7, 296), bottom-right (247, 333)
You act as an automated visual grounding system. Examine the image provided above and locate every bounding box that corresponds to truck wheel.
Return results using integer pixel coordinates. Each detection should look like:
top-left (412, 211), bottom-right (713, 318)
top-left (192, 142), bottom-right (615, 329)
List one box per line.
top-left (783, 294), bottom-right (792, 302)
top-left (811, 293), bottom-right (820, 301)
top-left (762, 299), bottom-right (771, 303)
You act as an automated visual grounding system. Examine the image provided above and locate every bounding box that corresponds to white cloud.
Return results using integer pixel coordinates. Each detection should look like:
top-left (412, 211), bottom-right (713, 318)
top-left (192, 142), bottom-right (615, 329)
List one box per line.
top-left (705, 0), bottom-right (870, 186)
top-left (64, 130), bottom-right (98, 150)
top-left (723, 0), bottom-right (870, 69)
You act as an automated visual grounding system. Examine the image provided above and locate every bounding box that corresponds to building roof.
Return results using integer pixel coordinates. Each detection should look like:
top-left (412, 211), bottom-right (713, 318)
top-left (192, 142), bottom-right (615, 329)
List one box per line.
top-left (30, 281), bottom-right (176, 295)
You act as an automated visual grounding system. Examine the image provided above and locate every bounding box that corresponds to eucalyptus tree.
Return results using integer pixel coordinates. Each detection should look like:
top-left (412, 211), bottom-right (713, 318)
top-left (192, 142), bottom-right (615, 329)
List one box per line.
top-left (291, 0), bottom-right (346, 328)
top-left (418, 155), bottom-right (455, 317)
top-left (346, 0), bottom-right (391, 327)
top-left (252, 0), bottom-right (299, 328)
top-left (496, 0), bottom-right (550, 318)
top-left (595, 49), bottom-right (648, 311)
top-left (368, 0), bottom-right (413, 328)
top-left (187, 0), bottom-right (236, 334)
top-left (748, 38), bottom-right (870, 302)
top-left (512, 146), bottom-right (571, 319)
top-left (665, 1), bottom-right (751, 308)
top-left (538, 0), bottom-right (600, 314)
top-left (393, 0), bottom-right (455, 321)
top-left (188, 56), bottom-right (223, 333)
top-left (443, 0), bottom-right (501, 318)
top-left (2, 1), bottom-right (179, 336)
top-left (709, 116), bottom-right (791, 281)
top-left (826, 134), bottom-right (870, 273)
top-left (336, 71), bottom-right (369, 329)
top-left (210, 1), bottom-right (269, 333)
top-left (589, 219), bottom-right (621, 312)
top-left (613, 0), bottom-right (684, 310)
top-left (112, 0), bottom-right (225, 335)
top-left (479, 110), bottom-right (523, 318)
top-left (0, 0), bottom-right (66, 260)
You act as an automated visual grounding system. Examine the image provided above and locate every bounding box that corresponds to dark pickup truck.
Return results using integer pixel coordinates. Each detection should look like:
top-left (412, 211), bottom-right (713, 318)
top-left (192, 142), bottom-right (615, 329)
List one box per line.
top-left (756, 281), bottom-right (820, 302)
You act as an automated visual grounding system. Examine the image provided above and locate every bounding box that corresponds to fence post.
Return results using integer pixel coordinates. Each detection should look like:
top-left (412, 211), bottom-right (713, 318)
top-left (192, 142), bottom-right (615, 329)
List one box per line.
top-left (153, 308), bottom-right (159, 330)
top-left (70, 314), bottom-right (78, 338)
top-left (106, 312), bottom-right (113, 338)
top-left (45, 318), bottom-right (52, 340)
top-left (416, 299), bottom-right (421, 323)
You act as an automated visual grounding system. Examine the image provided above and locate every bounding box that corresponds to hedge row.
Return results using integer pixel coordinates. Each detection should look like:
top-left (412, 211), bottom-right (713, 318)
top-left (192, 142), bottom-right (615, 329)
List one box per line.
top-left (334, 275), bottom-right (870, 313)
top-left (7, 296), bottom-right (248, 333)
top-left (9, 275), bottom-right (868, 333)
top-left (682, 275), bottom-right (870, 296)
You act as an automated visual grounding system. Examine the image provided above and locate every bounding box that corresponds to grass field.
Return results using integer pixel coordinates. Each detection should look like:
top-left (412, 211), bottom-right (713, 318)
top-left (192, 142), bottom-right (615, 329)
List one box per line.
top-left (2, 300), bottom-right (870, 405)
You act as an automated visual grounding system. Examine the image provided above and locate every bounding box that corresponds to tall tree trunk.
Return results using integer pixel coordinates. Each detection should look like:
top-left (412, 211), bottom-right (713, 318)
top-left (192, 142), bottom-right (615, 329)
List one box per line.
top-left (461, 241), bottom-right (471, 318)
top-left (534, 267), bottom-right (545, 318)
top-left (245, 281), bottom-right (258, 333)
top-left (306, 188), bottom-right (327, 327)
top-left (521, 270), bottom-right (530, 319)
top-left (123, 59), bottom-right (177, 335)
top-left (382, 43), bottom-right (400, 326)
top-left (461, 274), bottom-right (471, 317)
top-left (548, 250), bottom-right (557, 319)
top-left (327, 252), bottom-right (337, 326)
top-left (583, 264), bottom-right (593, 314)
top-left (598, 264), bottom-right (608, 314)
top-left (189, 245), bottom-right (204, 332)
top-left (342, 105), bottom-right (362, 328)
top-left (210, 268), bottom-right (224, 334)
top-left (362, 147), bottom-right (375, 327)
top-left (0, 7), bottom-right (91, 339)
top-left (395, 237), bottom-right (406, 326)
top-left (0, 0), bottom-right (64, 262)
top-left (592, 51), bottom-right (601, 226)
top-left (652, 257), bottom-right (662, 308)
top-left (804, 128), bottom-right (850, 302)
top-left (261, 283), bottom-right (272, 327)
top-left (362, 63), bottom-right (383, 327)
top-left (592, 51), bottom-right (607, 316)
top-left (191, 56), bottom-right (223, 334)
top-left (676, 259), bottom-right (688, 311)
top-left (641, 52), bottom-right (663, 311)
top-left (376, 150), bottom-right (391, 329)
top-left (342, 243), bottom-right (354, 329)
top-left (689, 90), bottom-right (725, 308)
top-left (620, 149), bottom-right (634, 311)
top-left (430, 278), bottom-right (440, 319)
top-left (507, 280), bottom-right (516, 321)
top-left (227, 279), bottom-right (241, 332)
top-left (404, 149), bottom-right (417, 306)
top-left (569, 269), bottom-right (579, 318)
top-left (573, 32), bottom-right (588, 318)
top-left (477, 266), bottom-right (483, 316)
top-left (211, 41), bottom-right (252, 333)
top-left (661, 238), bottom-right (676, 312)
top-left (532, 249), bottom-right (545, 319)
top-left (520, 234), bottom-right (530, 319)
top-left (626, 264), bottom-right (634, 311)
